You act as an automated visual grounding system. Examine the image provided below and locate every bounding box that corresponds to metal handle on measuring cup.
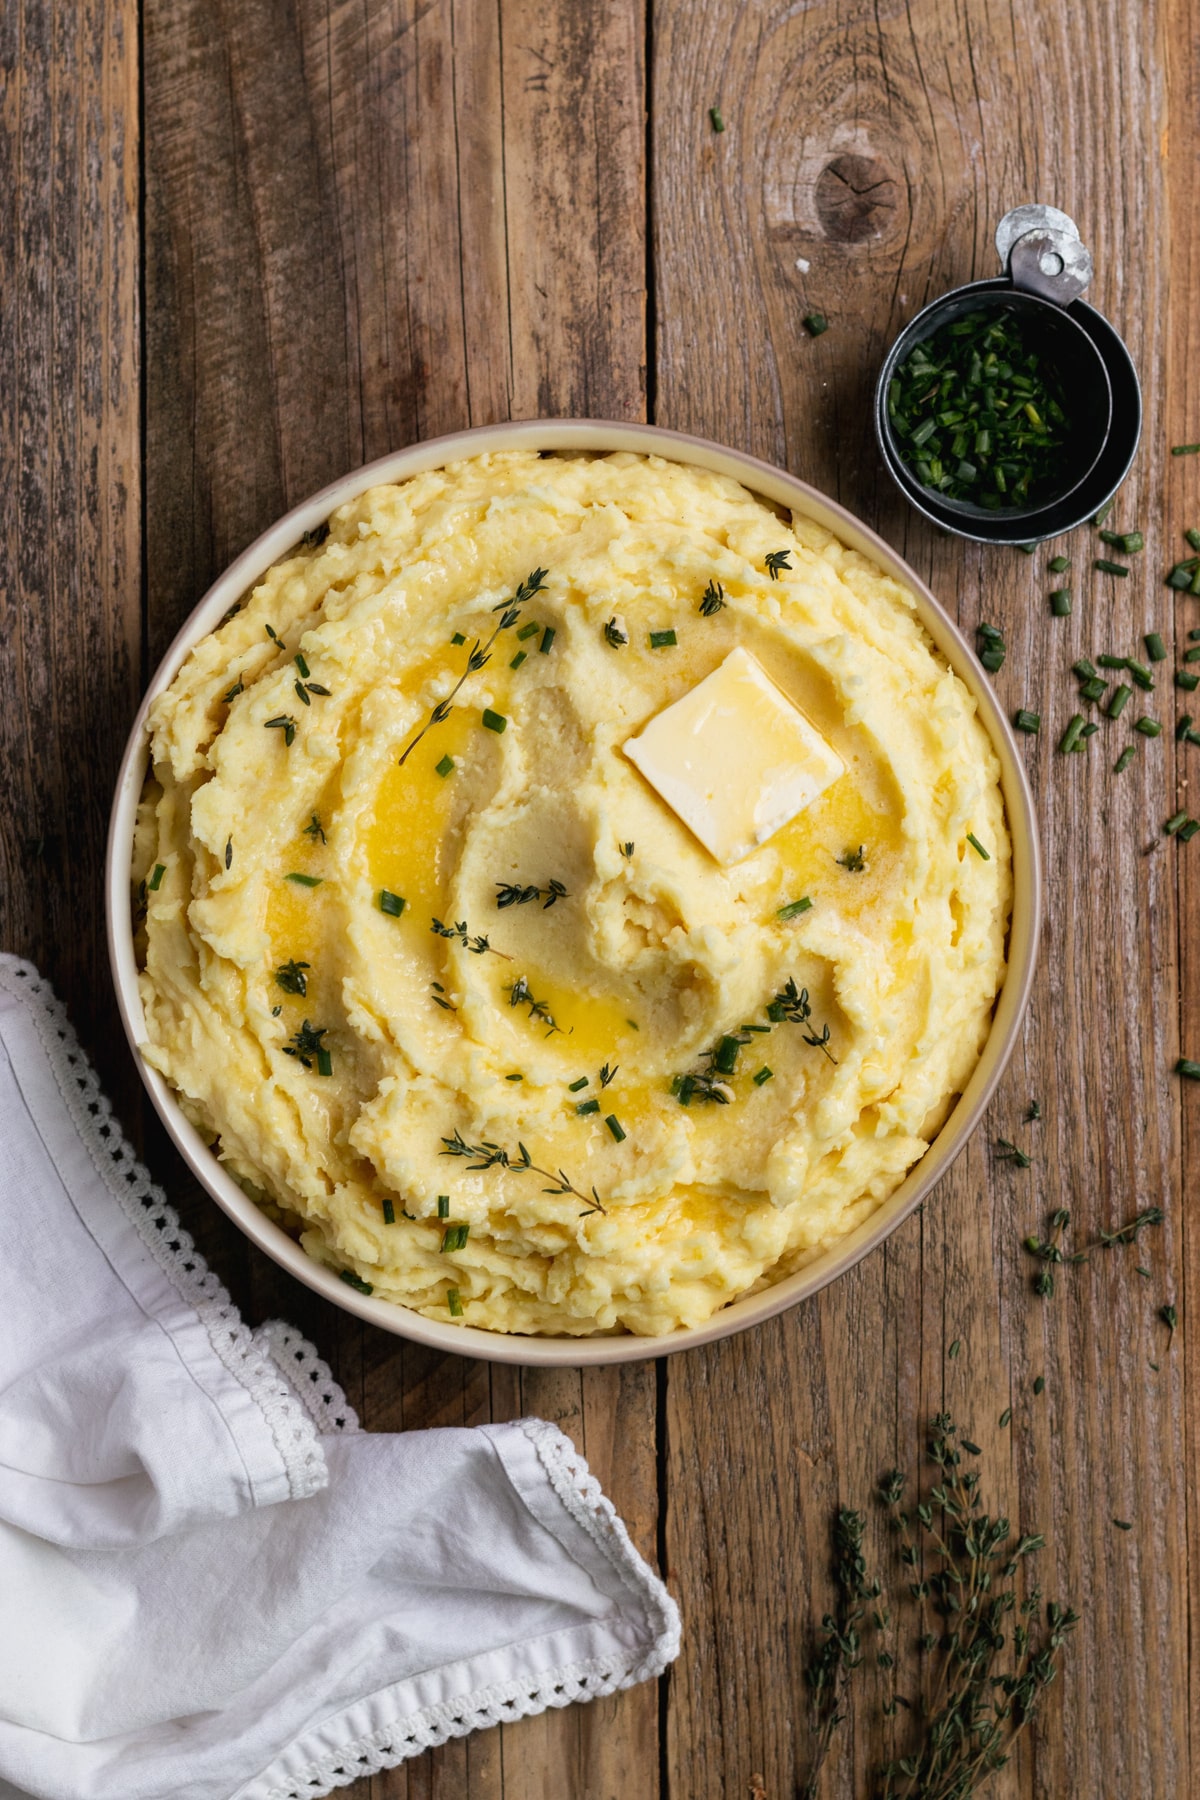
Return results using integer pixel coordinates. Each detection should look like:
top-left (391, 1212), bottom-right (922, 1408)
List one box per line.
top-left (995, 203), bottom-right (1094, 306)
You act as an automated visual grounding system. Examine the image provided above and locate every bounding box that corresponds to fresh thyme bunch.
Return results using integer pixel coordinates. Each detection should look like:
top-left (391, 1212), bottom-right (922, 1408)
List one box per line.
top-left (876, 1414), bottom-right (1078, 1800)
top-left (801, 1508), bottom-right (883, 1800)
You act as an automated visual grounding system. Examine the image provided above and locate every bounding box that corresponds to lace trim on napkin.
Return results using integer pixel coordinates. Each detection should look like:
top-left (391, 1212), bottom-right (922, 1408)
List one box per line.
top-left (252, 1417), bottom-right (681, 1800)
top-left (0, 957), bottom-right (356, 1501)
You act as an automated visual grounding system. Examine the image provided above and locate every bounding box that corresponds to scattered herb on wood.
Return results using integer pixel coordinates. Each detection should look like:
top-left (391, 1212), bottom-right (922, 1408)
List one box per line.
top-left (803, 311), bottom-right (829, 337)
top-left (977, 622), bottom-right (1005, 673)
top-left (799, 1507), bottom-right (881, 1800)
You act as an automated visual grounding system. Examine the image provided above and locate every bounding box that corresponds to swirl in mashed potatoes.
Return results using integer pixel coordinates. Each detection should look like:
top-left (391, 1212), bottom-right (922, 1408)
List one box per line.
top-left (136, 451), bottom-right (1010, 1336)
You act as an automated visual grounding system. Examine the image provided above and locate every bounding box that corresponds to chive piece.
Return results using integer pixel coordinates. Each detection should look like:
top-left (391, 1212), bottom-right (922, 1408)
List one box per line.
top-left (1176, 714), bottom-right (1194, 741)
top-left (437, 1195), bottom-right (450, 1218)
top-left (576, 1098), bottom-right (601, 1116)
top-left (339, 1269), bottom-right (373, 1294)
top-left (1048, 554), bottom-right (1070, 573)
top-left (803, 311), bottom-right (829, 337)
top-left (1059, 713), bottom-right (1086, 753)
top-left (1014, 709), bottom-right (1040, 733)
top-left (648, 629), bottom-right (677, 648)
top-left (1146, 634), bottom-right (1167, 662)
top-left (1050, 588), bottom-right (1072, 616)
top-left (517, 621), bottom-right (540, 641)
top-left (1135, 717), bottom-right (1162, 737)
top-left (1115, 531), bottom-right (1145, 554)
top-left (1113, 1518), bottom-right (1133, 1531)
top-left (777, 896), bottom-right (813, 920)
top-left (538, 627), bottom-right (556, 655)
top-left (316, 1048), bottom-right (332, 1077)
top-left (605, 1114), bottom-right (626, 1142)
top-left (999, 1406), bottom-right (1012, 1428)
top-left (1094, 559), bottom-right (1129, 577)
top-left (1166, 562), bottom-right (1198, 589)
top-left (1178, 1057), bottom-right (1200, 1078)
top-left (1190, 564), bottom-right (1200, 597)
top-left (1114, 745), bottom-right (1137, 773)
top-left (382, 1198), bottom-right (395, 1224)
top-left (286, 872), bottom-right (323, 887)
top-left (1080, 722), bottom-right (1099, 739)
top-left (568, 1076), bottom-right (589, 1092)
top-left (948, 1338), bottom-right (961, 1359)
top-left (447, 1287), bottom-right (463, 1316)
top-left (1072, 658), bottom-right (1097, 680)
top-left (713, 1035), bottom-right (742, 1076)
top-left (1107, 684), bottom-right (1132, 718)
top-left (1033, 1375), bottom-right (1046, 1395)
top-left (1177, 669), bottom-right (1200, 691)
top-left (435, 754), bottom-right (455, 777)
top-left (1171, 444), bottom-right (1200, 455)
top-left (1079, 677), bottom-right (1107, 702)
top-left (1187, 531), bottom-right (1200, 554)
top-left (1191, 629), bottom-right (1200, 641)
top-left (1185, 647), bottom-right (1200, 664)
top-left (1179, 820), bottom-right (1200, 842)
top-left (378, 889), bottom-right (405, 916)
top-left (1127, 659), bottom-right (1154, 689)
top-left (709, 104), bottom-right (724, 132)
top-left (148, 862), bottom-right (166, 892)
top-left (482, 709), bottom-right (507, 733)
top-left (753, 1066), bottom-right (773, 1086)
top-left (509, 650), bottom-right (527, 671)
top-left (1018, 543), bottom-right (1037, 555)
top-left (1097, 653), bottom-right (1128, 669)
top-left (966, 832), bottom-right (990, 860)
top-left (451, 631), bottom-right (466, 645)
top-left (1165, 811), bottom-right (1189, 835)
top-left (1094, 500), bottom-right (1115, 524)
top-left (1189, 729), bottom-right (1200, 746)
top-left (440, 1223), bottom-right (470, 1252)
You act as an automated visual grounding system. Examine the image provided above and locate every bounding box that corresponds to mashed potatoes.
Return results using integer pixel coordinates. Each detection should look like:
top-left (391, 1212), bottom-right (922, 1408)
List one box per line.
top-left (135, 451), bottom-right (1010, 1336)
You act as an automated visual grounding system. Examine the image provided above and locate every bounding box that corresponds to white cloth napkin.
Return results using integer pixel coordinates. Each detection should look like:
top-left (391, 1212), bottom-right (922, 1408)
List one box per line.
top-left (0, 956), bottom-right (678, 1800)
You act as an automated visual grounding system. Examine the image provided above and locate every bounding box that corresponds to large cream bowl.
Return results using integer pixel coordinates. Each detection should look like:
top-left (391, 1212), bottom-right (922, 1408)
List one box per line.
top-left (106, 420), bottom-right (1041, 1367)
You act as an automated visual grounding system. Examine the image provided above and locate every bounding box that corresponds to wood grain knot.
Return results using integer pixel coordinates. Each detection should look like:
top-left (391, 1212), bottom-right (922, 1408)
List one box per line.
top-left (815, 154), bottom-right (898, 243)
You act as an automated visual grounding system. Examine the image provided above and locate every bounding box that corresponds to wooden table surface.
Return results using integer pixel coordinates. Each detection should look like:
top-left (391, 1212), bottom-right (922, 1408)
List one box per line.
top-left (4, 1), bottom-right (1197, 1794)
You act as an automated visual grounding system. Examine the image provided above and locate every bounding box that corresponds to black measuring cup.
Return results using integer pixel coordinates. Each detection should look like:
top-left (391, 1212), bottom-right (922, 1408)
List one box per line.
top-left (874, 205), bottom-right (1141, 545)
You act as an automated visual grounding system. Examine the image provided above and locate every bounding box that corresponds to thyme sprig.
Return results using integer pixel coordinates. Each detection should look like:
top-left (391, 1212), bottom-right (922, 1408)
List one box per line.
top-left (603, 616), bottom-right (628, 647)
top-left (398, 568), bottom-right (548, 765)
top-left (495, 879), bottom-right (569, 910)
top-left (431, 917), bottom-right (511, 959)
top-left (440, 1128), bottom-right (605, 1216)
top-left (265, 714), bottom-right (298, 746)
top-left (800, 1508), bottom-right (882, 1800)
top-left (765, 549), bottom-right (792, 579)
top-left (274, 959), bottom-right (311, 997)
top-left (303, 813), bottom-right (326, 842)
top-left (837, 845), bottom-right (867, 872)
top-left (506, 974), bottom-right (564, 1035)
top-left (767, 979), bottom-right (837, 1062)
top-left (1023, 1205), bottom-right (1166, 1298)
top-left (699, 579), bottom-right (726, 616)
top-left (282, 1019), bottom-right (332, 1075)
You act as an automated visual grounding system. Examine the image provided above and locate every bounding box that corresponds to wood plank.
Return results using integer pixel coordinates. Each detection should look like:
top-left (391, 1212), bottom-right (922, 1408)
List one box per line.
top-left (0, 0), bottom-right (141, 1110)
top-left (653, 1), bottom-right (1188, 1795)
top-left (142, 3), bottom-right (652, 1796)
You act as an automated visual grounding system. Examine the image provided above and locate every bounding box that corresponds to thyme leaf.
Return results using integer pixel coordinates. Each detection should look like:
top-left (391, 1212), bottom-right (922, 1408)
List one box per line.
top-left (765, 549), bottom-right (792, 580)
top-left (274, 959), bottom-right (311, 997)
top-left (766, 979), bottom-right (837, 1062)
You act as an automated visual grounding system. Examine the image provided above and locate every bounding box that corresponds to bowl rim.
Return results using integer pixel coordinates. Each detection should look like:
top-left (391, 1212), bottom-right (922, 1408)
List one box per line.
top-left (106, 418), bottom-right (1042, 1367)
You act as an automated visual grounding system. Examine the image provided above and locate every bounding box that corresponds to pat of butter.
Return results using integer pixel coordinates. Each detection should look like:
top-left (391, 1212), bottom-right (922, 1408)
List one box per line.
top-left (624, 646), bottom-right (844, 865)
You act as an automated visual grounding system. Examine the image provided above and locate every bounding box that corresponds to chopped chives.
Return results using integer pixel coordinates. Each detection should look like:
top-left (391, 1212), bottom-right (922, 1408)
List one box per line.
top-left (1107, 684), bottom-right (1132, 718)
top-left (1187, 531), bottom-right (1200, 553)
top-left (648, 629), bottom-right (677, 648)
top-left (1191, 628), bottom-right (1200, 640)
top-left (1134, 717), bottom-right (1162, 737)
top-left (568, 1076), bottom-right (589, 1092)
top-left (777, 896), bottom-right (813, 919)
top-left (437, 1195), bottom-right (450, 1218)
top-left (1072, 658), bottom-right (1097, 680)
top-left (1114, 745), bottom-right (1137, 772)
top-left (339, 1269), bottom-right (373, 1294)
top-left (605, 1114), bottom-right (626, 1142)
top-left (803, 311), bottom-right (829, 336)
top-left (999, 1407), bottom-right (1012, 1428)
top-left (1180, 820), bottom-right (1200, 842)
top-left (1097, 653), bottom-right (1128, 669)
top-left (378, 889), bottom-right (405, 916)
top-left (1079, 677), bottom-right (1107, 702)
top-left (1094, 500), bottom-right (1115, 525)
top-left (713, 1035), bottom-right (742, 1076)
top-left (286, 872), bottom-right (323, 887)
top-left (1094, 558), bottom-right (1129, 577)
top-left (1100, 530), bottom-right (1144, 555)
top-left (1177, 669), bottom-right (1200, 691)
top-left (440, 1223), bottom-right (470, 1252)
top-left (506, 1073), bottom-right (523, 1081)
top-left (1185, 646), bottom-right (1200, 664)
top-left (1145, 633), bottom-right (1168, 662)
top-left (538, 626), bottom-right (556, 654)
top-left (1166, 562), bottom-right (1198, 589)
top-left (1079, 722), bottom-right (1099, 739)
top-left (382, 1198), bottom-right (395, 1224)
top-left (1176, 1058), bottom-right (1200, 1078)
top-left (753, 1066), bottom-right (773, 1086)
top-left (451, 631), bottom-right (466, 645)
top-left (148, 862), bottom-right (166, 891)
top-left (709, 105), bottom-right (725, 132)
top-left (576, 1098), bottom-right (601, 1116)
top-left (435, 754), bottom-right (455, 777)
top-left (509, 650), bottom-right (528, 670)
top-left (1171, 444), bottom-right (1200, 455)
top-left (447, 1287), bottom-right (463, 1316)
top-left (482, 708), bottom-right (507, 732)
top-left (1126, 660), bottom-right (1154, 689)
top-left (966, 832), bottom-right (990, 860)
top-left (1050, 588), bottom-right (1072, 616)
top-left (1014, 709), bottom-right (1040, 733)
top-left (1188, 729), bottom-right (1200, 746)
top-left (1048, 554), bottom-right (1070, 573)
top-left (1033, 1375), bottom-right (1046, 1395)
top-left (1165, 811), bottom-right (1189, 835)
top-left (1176, 714), bottom-right (1194, 741)
top-left (316, 1048), bottom-right (332, 1077)
top-left (1059, 713), bottom-right (1087, 753)
top-left (517, 621), bottom-right (540, 640)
